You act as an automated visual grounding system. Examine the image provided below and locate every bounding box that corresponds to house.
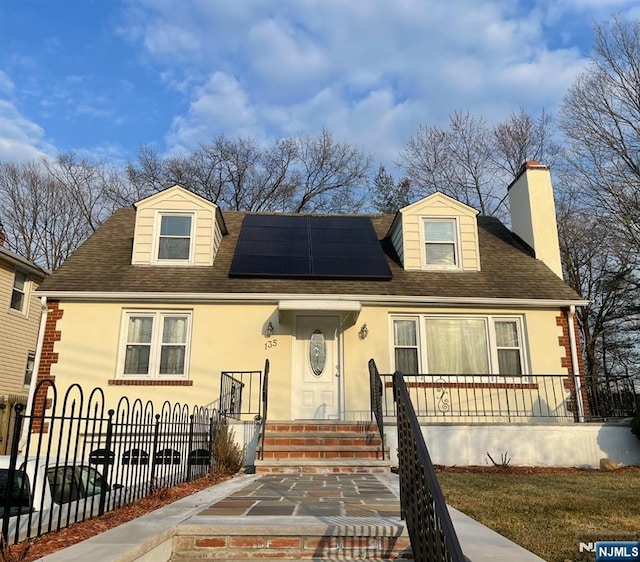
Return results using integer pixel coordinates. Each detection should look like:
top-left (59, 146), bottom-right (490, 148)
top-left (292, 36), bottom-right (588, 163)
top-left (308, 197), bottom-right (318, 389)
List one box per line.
top-left (0, 239), bottom-right (47, 450)
top-left (31, 162), bottom-right (638, 468)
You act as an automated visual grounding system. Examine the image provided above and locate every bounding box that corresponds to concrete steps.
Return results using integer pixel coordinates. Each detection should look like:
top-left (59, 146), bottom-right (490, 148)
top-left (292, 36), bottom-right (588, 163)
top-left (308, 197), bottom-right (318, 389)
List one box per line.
top-left (170, 518), bottom-right (412, 560)
top-left (255, 421), bottom-right (392, 474)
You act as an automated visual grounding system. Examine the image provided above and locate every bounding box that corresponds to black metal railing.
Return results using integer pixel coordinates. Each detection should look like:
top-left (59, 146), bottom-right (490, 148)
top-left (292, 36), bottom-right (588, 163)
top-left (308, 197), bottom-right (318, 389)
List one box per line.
top-left (258, 359), bottom-right (269, 461)
top-left (584, 373), bottom-right (638, 420)
top-left (1, 380), bottom-right (221, 546)
top-left (375, 371), bottom-right (580, 422)
top-left (368, 359), bottom-right (386, 460)
top-left (393, 371), bottom-right (466, 562)
top-left (220, 369), bottom-right (264, 421)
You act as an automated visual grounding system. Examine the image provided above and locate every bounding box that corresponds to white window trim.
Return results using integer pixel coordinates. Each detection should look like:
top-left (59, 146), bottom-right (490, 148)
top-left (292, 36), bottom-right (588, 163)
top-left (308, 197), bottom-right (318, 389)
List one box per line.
top-left (390, 317), bottom-right (422, 373)
top-left (23, 351), bottom-right (35, 387)
top-left (152, 212), bottom-right (196, 265)
top-left (389, 314), bottom-right (529, 377)
top-left (9, 269), bottom-right (29, 316)
top-left (117, 310), bottom-right (193, 380)
top-left (419, 217), bottom-right (461, 270)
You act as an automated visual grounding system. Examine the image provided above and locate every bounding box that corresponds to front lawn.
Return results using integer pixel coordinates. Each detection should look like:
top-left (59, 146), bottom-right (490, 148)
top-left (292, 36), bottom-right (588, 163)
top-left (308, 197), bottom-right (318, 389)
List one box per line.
top-left (437, 467), bottom-right (640, 562)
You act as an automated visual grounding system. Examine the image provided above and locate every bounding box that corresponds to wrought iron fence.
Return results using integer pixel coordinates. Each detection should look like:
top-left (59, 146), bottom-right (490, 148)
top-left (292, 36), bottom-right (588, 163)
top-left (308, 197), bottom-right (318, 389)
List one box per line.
top-left (368, 359), bottom-right (386, 460)
top-left (375, 371), bottom-right (579, 422)
top-left (584, 373), bottom-right (638, 420)
top-left (220, 369), bottom-right (264, 420)
top-left (393, 371), bottom-right (466, 561)
top-left (1, 380), bottom-right (221, 546)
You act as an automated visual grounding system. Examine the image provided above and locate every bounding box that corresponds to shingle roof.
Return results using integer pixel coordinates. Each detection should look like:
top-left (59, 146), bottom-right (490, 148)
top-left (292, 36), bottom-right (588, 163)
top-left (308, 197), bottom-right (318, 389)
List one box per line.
top-left (37, 207), bottom-right (581, 302)
top-left (0, 246), bottom-right (48, 279)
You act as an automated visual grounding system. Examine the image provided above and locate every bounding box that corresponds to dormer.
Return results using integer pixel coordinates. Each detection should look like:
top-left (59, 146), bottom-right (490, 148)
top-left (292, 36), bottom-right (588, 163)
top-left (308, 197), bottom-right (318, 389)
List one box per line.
top-left (388, 192), bottom-right (481, 272)
top-left (131, 185), bottom-right (227, 266)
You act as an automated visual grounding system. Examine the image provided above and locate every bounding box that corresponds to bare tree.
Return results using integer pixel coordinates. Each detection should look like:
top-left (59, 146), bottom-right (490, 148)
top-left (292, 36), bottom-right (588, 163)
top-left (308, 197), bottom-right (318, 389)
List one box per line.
top-left (0, 161), bottom-right (95, 269)
top-left (118, 130), bottom-right (371, 214)
top-left (560, 17), bottom-right (640, 249)
top-left (289, 129), bottom-right (371, 213)
top-left (398, 109), bottom-right (558, 217)
top-left (558, 198), bottom-right (640, 386)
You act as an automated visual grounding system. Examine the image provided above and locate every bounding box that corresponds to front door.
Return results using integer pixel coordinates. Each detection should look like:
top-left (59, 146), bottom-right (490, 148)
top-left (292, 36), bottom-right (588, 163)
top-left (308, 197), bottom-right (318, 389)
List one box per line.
top-left (292, 315), bottom-right (341, 419)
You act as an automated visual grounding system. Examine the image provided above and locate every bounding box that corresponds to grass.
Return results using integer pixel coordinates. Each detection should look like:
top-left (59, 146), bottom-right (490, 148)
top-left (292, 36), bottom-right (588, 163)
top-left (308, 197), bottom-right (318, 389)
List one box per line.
top-left (437, 468), bottom-right (640, 562)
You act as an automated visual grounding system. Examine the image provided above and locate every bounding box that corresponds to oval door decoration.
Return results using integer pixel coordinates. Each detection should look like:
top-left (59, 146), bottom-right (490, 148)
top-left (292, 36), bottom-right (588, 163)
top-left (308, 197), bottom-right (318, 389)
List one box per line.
top-left (309, 329), bottom-right (326, 376)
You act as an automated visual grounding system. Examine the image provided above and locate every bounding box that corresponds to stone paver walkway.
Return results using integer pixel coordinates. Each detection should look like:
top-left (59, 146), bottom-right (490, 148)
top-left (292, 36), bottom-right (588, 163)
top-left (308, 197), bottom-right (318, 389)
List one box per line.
top-left (198, 473), bottom-right (402, 519)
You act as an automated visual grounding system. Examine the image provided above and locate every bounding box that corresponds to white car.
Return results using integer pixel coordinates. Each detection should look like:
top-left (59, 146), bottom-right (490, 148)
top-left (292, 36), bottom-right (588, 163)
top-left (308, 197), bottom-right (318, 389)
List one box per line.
top-left (0, 455), bottom-right (123, 544)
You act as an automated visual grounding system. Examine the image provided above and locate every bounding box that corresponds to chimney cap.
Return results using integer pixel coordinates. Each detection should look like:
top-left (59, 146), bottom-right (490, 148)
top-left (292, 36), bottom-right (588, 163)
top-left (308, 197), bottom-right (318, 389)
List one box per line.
top-left (508, 161), bottom-right (550, 191)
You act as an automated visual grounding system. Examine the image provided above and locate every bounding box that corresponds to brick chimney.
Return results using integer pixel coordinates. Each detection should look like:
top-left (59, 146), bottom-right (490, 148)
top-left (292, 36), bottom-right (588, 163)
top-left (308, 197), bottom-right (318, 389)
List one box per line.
top-left (0, 221), bottom-right (5, 246)
top-left (507, 161), bottom-right (563, 279)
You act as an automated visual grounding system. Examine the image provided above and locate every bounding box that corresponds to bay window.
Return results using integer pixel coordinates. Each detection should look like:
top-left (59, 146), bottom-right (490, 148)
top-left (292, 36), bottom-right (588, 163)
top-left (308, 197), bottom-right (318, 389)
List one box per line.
top-left (392, 315), bottom-right (527, 376)
top-left (120, 311), bottom-right (191, 378)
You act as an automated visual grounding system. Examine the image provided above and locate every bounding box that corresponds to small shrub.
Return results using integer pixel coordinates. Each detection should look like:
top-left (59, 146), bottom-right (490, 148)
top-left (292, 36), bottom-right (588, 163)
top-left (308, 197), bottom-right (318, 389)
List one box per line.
top-left (631, 410), bottom-right (640, 441)
top-left (213, 423), bottom-right (245, 474)
top-left (487, 451), bottom-right (511, 468)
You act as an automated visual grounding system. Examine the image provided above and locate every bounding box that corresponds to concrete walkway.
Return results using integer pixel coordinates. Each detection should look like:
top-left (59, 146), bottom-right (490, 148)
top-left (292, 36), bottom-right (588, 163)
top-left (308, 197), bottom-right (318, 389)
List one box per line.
top-left (37, 473), bottom-right (545, 562)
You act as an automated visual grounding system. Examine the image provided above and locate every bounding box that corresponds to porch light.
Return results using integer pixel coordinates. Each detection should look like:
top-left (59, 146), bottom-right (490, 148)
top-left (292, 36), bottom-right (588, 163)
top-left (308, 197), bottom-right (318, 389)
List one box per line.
top-left (358, 323), bottom-right (368, 340)
top-left (266, 321), bottom-right (274, 338)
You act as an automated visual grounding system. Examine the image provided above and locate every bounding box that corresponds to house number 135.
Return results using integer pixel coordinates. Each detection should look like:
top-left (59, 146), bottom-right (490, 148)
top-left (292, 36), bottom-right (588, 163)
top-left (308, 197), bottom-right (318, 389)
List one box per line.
top-left (264, 339), bottom-right (278, 350)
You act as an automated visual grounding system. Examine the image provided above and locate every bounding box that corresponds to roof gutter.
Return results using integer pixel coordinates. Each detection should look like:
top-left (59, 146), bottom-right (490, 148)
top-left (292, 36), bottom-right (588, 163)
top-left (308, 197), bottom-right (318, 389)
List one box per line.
top-left (34, 290), bottom-right (589, 308)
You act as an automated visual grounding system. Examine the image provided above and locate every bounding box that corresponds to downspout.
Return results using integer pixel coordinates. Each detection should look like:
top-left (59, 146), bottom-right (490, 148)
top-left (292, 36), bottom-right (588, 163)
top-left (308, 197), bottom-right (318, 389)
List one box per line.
top-left (567, 305), bottom-right (585, 422)
top-left (20, 296), bottom-right (48, 450)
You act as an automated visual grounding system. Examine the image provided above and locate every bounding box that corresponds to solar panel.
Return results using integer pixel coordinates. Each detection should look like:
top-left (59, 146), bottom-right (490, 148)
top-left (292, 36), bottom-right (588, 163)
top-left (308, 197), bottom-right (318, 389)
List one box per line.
top-left (229, 215), bottom-right (392, 279)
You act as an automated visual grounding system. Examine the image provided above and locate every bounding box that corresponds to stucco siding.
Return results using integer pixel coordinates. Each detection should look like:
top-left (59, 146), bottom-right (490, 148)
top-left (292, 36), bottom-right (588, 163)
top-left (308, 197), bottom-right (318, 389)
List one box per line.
top-left (0, 261), bottom-right (41, 395)
top-left (48, 300), bottom-right (570, 424)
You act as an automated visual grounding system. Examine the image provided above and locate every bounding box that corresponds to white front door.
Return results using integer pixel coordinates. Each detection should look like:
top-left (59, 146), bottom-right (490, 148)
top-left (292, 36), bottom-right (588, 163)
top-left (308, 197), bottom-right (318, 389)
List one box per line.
top-left (292, 315), bottom-right (341, 419)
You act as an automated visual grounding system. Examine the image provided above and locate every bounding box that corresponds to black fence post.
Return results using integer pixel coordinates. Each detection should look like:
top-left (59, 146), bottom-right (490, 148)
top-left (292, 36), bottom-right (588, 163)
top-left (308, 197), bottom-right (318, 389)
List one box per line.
top-left (186, 414), bottom-right (194, 482)
top-left (98, 409), bottom-right (114, 516)
top-left (150, 414), bottom-right (161, 492)
top-left (2, 404), bottom-right (24, 546)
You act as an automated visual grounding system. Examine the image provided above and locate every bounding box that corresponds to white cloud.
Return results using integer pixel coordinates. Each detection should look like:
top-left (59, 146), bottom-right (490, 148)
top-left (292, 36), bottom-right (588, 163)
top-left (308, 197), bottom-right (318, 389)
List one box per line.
top-left (120, 0), bottom-right (624, 163)
top-left (0, 100), bottom-right (54, 162)
top-left (165, 72), bottom-right (260, 153)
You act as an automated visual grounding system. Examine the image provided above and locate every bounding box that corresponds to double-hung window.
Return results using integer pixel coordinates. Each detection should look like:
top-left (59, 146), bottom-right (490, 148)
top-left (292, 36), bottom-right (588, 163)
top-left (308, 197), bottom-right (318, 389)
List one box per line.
top-left (392, 318), bottom-right (420, 374)
top-left (157, 214), bottom-right (193, 262)
top-left (423, 218), bottom-right (459, 268)
top-left (120, 311), bottom-right (191, 378)
top-left (10, 270), bottom-right (28, 313)
top-left (391, 315), bottom-right (527, 376)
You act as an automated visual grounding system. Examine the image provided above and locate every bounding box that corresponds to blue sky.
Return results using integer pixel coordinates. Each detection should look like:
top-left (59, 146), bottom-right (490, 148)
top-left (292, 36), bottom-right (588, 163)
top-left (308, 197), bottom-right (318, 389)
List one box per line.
top-left (1, 0), bottom-right (639, 167)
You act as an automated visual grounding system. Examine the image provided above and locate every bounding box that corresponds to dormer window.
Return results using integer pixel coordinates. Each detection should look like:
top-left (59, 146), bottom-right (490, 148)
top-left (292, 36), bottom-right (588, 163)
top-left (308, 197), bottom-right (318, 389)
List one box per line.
top-left (423, 218), bottom-right (459, 269)
top-left (157, 214), bottom-right (193, 262)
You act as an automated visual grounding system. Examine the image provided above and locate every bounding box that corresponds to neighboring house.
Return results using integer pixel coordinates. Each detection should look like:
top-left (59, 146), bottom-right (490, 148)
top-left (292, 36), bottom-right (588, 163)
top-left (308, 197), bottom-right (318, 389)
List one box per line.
top-left (0, 242), bottom-right (47, 450)
top-left (33, 161), bottom-right (634, 467)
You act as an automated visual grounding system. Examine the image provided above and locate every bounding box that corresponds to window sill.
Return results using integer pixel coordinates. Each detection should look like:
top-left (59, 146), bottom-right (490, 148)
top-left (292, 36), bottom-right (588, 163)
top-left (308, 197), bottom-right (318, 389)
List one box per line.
top-left (108, 379), bottom-right (193, 386)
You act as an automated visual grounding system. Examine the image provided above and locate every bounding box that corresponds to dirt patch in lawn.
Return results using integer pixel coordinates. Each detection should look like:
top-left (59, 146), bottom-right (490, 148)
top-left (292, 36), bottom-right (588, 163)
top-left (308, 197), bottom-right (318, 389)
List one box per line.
top-left (1, 472), bottom-right (232, 562)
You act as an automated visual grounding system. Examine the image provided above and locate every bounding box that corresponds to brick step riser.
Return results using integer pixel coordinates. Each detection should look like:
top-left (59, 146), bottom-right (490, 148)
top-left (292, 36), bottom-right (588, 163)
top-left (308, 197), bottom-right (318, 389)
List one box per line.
top-left (263, 437), bottom-right (382, 447)
top-left (260, 451), bottom-right (385, 460)
top-left (266, 424), bottom-right (379, 433)
top-left (255, 465), bottom-right (392, 474)
top-left (172, 533), bottom-right (413, 560)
